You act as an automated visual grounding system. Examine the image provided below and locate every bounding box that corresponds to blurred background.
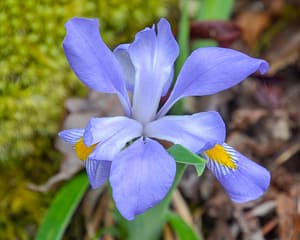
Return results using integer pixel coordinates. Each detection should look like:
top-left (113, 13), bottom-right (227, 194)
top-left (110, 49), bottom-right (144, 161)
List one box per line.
top-left (1, 0), bottom-right (300, 239)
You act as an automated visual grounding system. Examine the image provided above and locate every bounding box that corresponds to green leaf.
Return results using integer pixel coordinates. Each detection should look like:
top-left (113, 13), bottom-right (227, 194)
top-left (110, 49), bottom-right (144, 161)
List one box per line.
top-left (167, 212), bottom-right (201, 240)
top-left (194, 162), bottom-right (206, 176)
top-left (35, 172), bottom-right (89, 240)
top-left (167, 144), bottom-right (206, 176)
top-left (175, 0), bottom-right (190, 77)
top-left (197, 0), bottom-right (234, 20)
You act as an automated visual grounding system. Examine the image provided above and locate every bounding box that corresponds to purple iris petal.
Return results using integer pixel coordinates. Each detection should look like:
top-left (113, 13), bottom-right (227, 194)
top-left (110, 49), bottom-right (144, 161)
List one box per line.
top-left (84, 116), bottom-right (143, 160)
top-left (129, 18), bottom-right (179, 123)
top-left (58, 128), bottom-right (84, 145)
top-left (59, 18), bottom-right (271, 219)
top-left (85, 159), bottom-right (111, 189)
top-left (206, 145), bottom-right (270, 203)
top-left (144, 111), bottom-right (225, 153)
top-left (110, 137), bottom-right (176, 220)
top-left (63, 18), bottom-right (131, 116)
top-left (157, 47), bottom-right (269, 117)
top-left (113, 44), bottom-right (135, 92)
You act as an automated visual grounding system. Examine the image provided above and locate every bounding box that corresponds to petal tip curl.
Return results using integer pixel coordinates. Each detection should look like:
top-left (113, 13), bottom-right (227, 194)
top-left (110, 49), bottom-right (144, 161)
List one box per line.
top-left (258, 60), bottom-right (270, 75)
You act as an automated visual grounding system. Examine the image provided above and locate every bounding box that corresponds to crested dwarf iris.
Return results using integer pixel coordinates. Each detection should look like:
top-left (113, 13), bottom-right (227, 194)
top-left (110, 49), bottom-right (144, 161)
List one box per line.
top-left (59, 18), bottom-right (270, 220)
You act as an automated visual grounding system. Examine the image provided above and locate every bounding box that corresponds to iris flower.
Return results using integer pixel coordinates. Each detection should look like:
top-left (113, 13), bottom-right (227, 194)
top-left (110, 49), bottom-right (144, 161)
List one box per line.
top-left (59, 18), bottom-right (270, 220)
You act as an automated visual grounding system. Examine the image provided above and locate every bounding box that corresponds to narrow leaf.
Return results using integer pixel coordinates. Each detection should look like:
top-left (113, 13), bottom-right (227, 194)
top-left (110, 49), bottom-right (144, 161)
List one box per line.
top-left (197, 0), bottom-right (234, 20)
top-left (35, 172), bottom-right (89, 240)
top-left (167, 212), bottom-right (200, 240)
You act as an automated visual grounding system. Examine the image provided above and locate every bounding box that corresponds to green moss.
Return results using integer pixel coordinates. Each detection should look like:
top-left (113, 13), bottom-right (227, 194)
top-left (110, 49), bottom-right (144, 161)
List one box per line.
top-left (0, 0), bottom-right (177, 164)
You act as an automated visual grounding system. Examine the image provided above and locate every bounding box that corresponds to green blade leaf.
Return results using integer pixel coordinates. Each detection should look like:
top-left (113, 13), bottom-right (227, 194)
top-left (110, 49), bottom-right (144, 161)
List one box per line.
top-left (175, 0), bottom-right (190, 77)
top-left (35, 172), bottom-right (89, 240)
top-left (167, 212), bottom-right (201, 240)
top-left (197, 0), bottom-right (234, 20)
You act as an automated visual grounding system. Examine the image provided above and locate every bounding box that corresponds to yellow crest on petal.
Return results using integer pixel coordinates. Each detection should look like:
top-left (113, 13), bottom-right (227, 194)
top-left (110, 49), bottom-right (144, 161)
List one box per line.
top-left (74, 138), bottom-right (96, 161)
top-left (205, 144), bottom-right (237, 169)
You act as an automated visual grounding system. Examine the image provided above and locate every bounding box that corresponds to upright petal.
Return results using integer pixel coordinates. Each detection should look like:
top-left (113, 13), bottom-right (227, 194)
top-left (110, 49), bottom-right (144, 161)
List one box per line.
top-left (58, 128), bottom-right (84, 145)
top-left (113, 44), bottom-right (135, 92)
top-left (63, 17), bottom-right (131, 116)
top-left (110, 137), bottom-right (176, 220)
top-left (129, 18), bottom-right (179, 123)
top-left (157, 47), bottom-right (269, 117)
top-left (85, 159), bottom-right (111, 189)
top-left (205, 144), bottom-right (270, 203)
top-left (84, 116), bottom-right (143, 160)
top-left (144, 111), bottom-right (225, 153)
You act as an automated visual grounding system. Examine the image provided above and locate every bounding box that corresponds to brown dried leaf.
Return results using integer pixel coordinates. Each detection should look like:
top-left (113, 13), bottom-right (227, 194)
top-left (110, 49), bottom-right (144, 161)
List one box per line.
top-left (190, 20), bottom-right (241, 47)
top-left (276, 194), bottom-right (296, 240)
top-left (227, 131), bottom-right (284, 158)
top-left (207, 220), bottom-right (235, 240)
top-left (163, 224), bottom-right (176, 240)
top-left (230, 108), bottom-right (268, 130)
top-left (82, 187), bottom-right (106, 238)
top-left (255, 83), bottom-right (285, 108)
top-left (172, 189), bottom-right (195, 230)
top-left (263, 0), bottom-right (285, 16)
top-left (261, 218), bottom-right (279, 236)
top-left (249, 200), bottom-right (277, 217)
top-left (236, 11), bottom-right (271, 48)
top-left (263, 24), bottom-right (300, 74)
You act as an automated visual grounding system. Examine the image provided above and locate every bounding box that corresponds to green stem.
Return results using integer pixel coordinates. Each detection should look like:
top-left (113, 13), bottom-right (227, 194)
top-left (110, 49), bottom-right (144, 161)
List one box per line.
top-left (169, 0), bottom-right (190, 116)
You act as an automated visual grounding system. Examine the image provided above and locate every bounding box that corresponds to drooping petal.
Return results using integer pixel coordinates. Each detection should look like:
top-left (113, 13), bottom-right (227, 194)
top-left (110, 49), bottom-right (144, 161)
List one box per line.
top-left (110, 137), bottom-right (176, 220)
top-left (157, 47), bottom-right (269, 117)
top-left (205, 144), bottom-right (270, 203)
top-left (84, 116), bottom-right (143, 160)
top-left (144, 111), bottom-right (225, 153)
top-left (58, 128), bottom-right (84, 145)
top-left (63, 17), bottom-right (131, 116)
top-left (129, 18), bottom-right (179, 123)
top-left (85, 159), bottom-right (111, 189)
top-left (113, 44), bottom-right (135, 92)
